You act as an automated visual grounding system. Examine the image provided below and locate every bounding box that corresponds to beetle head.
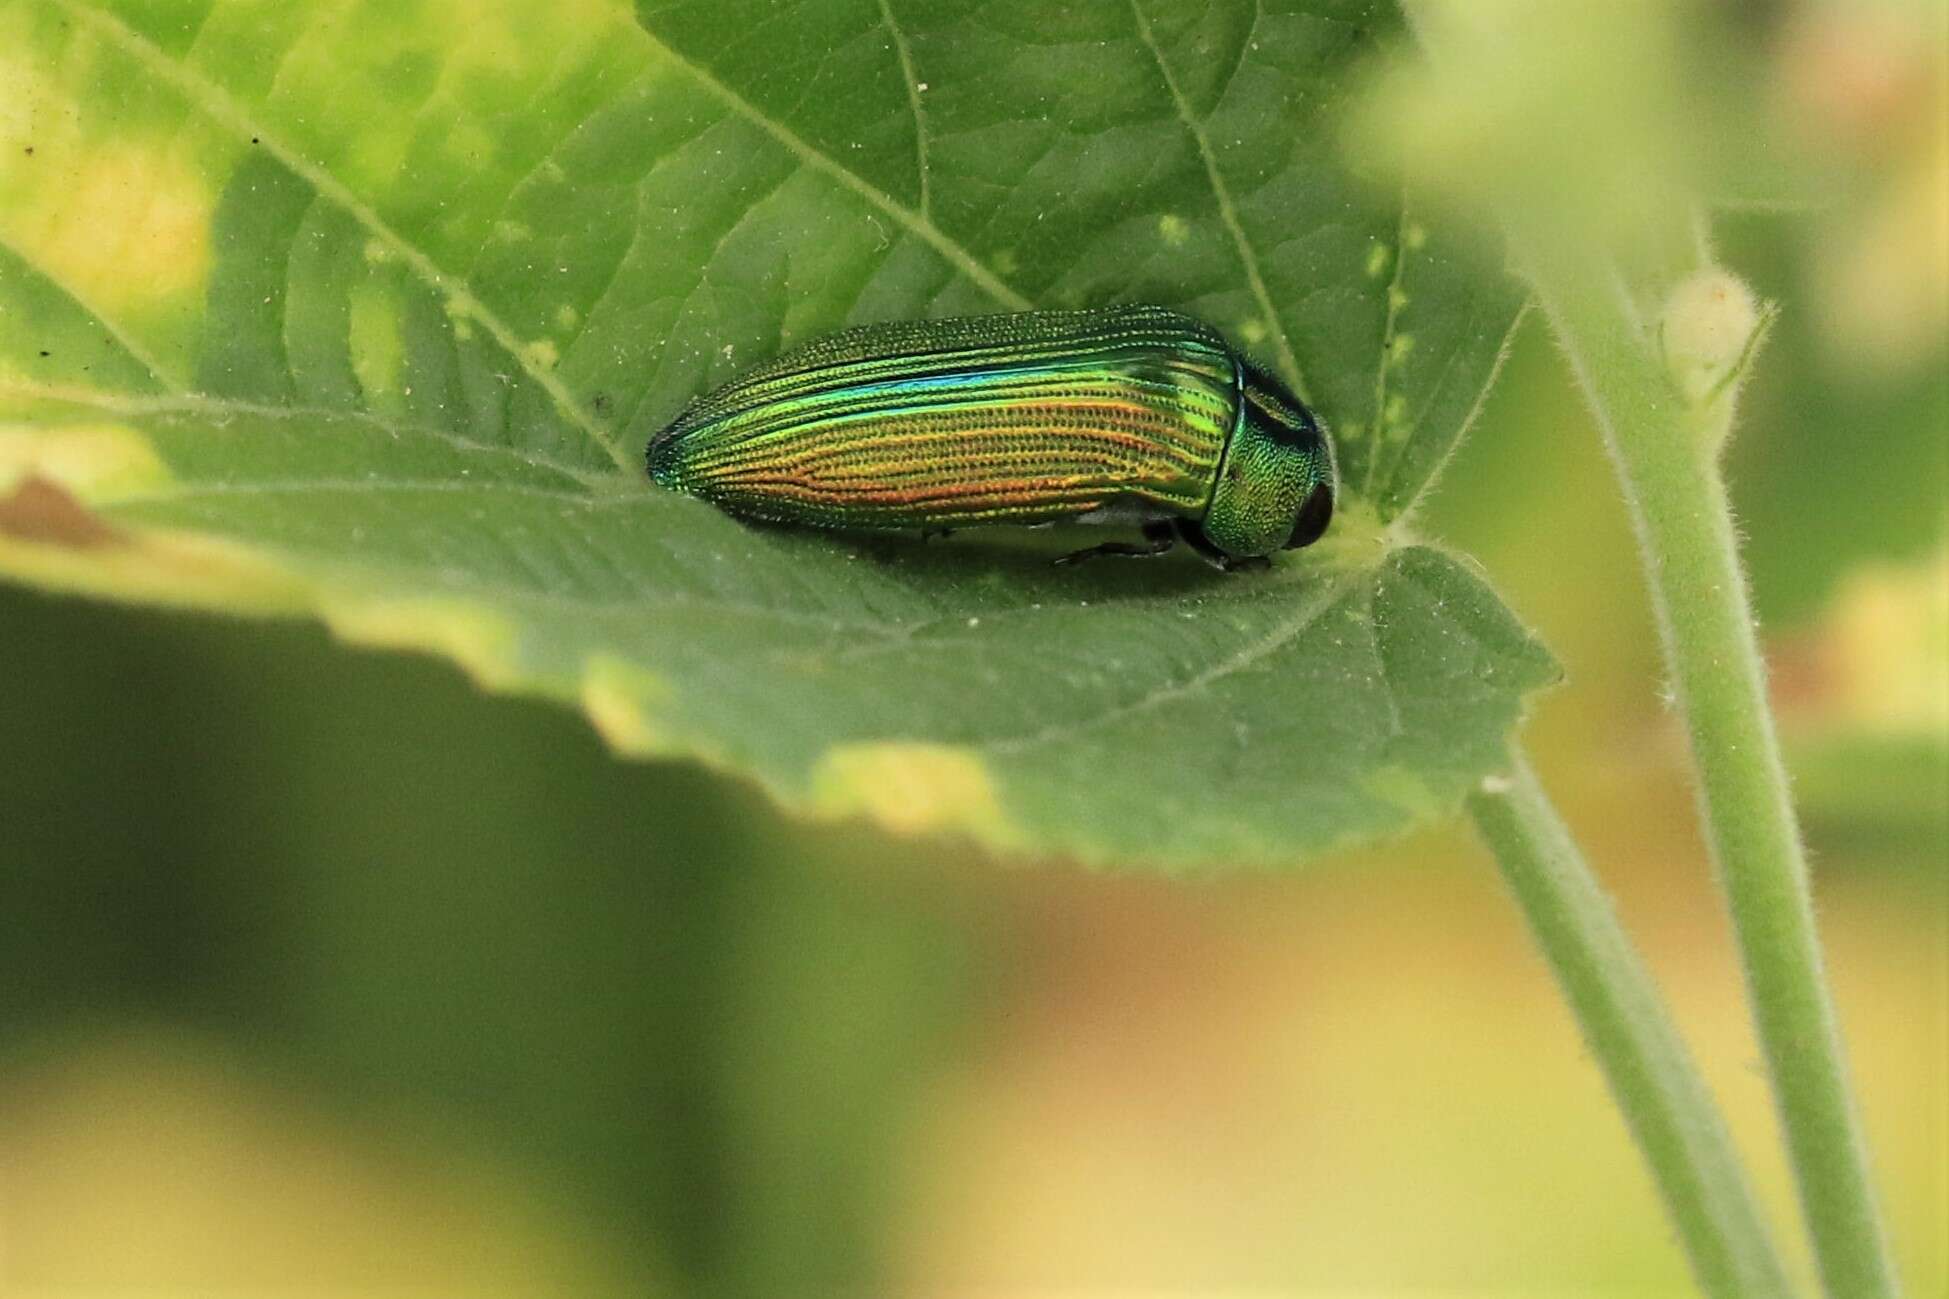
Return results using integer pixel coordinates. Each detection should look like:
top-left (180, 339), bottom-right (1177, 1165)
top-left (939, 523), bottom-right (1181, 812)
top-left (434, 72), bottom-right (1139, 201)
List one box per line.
top-left (1200, 363), bottom-right (1335, 559)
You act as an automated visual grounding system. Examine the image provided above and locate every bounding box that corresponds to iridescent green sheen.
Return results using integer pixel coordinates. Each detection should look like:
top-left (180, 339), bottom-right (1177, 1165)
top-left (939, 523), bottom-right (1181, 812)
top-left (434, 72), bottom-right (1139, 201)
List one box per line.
top-left (647, 305), bottom-right (1334, 565)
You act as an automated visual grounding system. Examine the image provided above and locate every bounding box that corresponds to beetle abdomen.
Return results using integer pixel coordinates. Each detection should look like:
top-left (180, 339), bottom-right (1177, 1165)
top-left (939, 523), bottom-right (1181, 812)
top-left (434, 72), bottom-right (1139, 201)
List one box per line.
top-left (649, 306), bottom-right (1240, 532)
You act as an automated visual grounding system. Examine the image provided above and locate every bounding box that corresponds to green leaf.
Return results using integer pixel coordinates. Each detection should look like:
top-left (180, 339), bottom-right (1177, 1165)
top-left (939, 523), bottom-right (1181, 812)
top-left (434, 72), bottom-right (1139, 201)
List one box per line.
top-left (0, 0), bottom-right (1549, 866)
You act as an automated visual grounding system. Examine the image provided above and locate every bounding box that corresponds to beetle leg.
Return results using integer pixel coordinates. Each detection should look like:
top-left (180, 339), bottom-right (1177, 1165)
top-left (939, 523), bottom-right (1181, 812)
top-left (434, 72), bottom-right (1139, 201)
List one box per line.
top-left (1173, 520), bottom-right (1269, 573)
top-left (1054, 520), bottom-right (1178, 565)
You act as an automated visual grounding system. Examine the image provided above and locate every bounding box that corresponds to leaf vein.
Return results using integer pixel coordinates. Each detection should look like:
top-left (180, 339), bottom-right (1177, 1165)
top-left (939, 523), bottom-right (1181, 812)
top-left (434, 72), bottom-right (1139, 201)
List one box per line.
top-left (1392, 300), bottom-right (1530, 525)
top-left (0, 380), bottom-right (610, 487)
top-left (979, 566), bottom-right (1361, 755)
top-left (634, 25), bottom-right (1031, 312)
top-left (110, 478), bottom-right (603, 507)
top-left (1363, 186), bottom-right (1413, 500)
top-left (0, 228), bottom-right (183, 393)
top-left (876, 0), bottom-right (930, 218)
top-left (1128, 0), bottom-right (1310, 402)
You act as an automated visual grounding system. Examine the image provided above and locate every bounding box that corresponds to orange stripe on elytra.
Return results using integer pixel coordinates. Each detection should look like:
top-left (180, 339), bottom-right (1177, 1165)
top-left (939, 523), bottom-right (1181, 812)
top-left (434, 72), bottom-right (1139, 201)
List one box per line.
top-left (693, 417), bottom-right (1220, 475)
top-left (722, 474), bottom-right (1109, 506)
top-left (691, 398), bottom-right (1226, 456)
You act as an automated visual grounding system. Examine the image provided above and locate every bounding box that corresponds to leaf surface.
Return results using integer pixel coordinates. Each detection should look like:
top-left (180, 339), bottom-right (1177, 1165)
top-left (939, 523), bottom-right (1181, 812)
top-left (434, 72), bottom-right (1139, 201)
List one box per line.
top-left (0, 0), bottom-right (1548, 865)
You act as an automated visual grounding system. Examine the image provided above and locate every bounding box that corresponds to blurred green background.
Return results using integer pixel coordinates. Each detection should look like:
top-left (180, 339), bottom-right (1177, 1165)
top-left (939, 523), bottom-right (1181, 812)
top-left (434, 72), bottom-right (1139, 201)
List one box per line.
top-left (2, 9), bottom-right (1944, 1299)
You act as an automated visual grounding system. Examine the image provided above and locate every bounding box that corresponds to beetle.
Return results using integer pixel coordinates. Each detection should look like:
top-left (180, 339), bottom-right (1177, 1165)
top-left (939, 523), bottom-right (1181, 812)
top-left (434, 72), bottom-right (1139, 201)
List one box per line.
top-left (646, 305), bottom-right (1334, 570)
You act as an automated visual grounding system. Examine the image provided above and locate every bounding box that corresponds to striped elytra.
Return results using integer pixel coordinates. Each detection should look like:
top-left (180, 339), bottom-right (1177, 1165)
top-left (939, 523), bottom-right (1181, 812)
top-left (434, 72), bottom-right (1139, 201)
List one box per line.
top-left (647, 305), bottom-right (1335, 569)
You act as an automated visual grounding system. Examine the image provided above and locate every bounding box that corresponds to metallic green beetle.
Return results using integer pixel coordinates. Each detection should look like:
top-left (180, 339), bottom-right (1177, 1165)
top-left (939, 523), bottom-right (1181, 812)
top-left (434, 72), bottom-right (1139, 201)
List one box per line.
top-left (646, 305), bottom-right (1335, 570)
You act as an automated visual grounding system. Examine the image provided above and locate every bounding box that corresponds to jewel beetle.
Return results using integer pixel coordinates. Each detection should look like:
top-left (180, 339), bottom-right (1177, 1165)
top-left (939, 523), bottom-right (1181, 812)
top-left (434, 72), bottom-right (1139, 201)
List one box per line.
top-left (646, 305), bottom-right (1334, 570)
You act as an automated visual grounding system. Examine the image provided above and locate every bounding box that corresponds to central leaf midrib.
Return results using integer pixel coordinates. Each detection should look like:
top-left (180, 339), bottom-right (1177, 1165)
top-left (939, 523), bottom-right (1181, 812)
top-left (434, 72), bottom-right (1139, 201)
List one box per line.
top-left (99, 496), bottom-right (905, 636)
top-left (0, 383), bottom-right (611, 489)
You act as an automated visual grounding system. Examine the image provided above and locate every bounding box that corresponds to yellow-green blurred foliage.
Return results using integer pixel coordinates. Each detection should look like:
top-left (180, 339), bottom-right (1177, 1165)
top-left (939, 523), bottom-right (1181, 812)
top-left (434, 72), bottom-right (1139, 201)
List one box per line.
top-left (1, 1), bottom-right (1942, 1295)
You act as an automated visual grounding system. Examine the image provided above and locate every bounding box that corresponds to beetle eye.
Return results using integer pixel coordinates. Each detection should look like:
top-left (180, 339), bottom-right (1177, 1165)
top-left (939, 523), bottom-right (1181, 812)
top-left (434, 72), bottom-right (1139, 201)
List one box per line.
top-left (1285, 481), bottom-right (1333, 549)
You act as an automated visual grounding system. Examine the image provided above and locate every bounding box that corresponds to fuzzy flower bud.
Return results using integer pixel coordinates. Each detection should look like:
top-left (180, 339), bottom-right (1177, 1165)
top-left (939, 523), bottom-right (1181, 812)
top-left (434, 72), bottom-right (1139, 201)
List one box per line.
top-left (1661, 269), bottom-right (1763, 407)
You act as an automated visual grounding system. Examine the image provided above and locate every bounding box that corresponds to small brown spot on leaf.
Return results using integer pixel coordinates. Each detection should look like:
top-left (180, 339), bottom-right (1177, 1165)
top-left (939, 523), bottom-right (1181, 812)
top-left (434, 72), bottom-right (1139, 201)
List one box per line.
top-left (0, 476), bottom-right (124, 548)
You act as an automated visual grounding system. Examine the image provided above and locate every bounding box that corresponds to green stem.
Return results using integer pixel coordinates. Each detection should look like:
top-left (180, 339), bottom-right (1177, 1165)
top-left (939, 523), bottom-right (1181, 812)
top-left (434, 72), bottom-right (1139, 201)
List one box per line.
top-left (1468, 752), bottom-right (1796, 1299)
top-left (1514, 232), bottom-right (1900, 1299)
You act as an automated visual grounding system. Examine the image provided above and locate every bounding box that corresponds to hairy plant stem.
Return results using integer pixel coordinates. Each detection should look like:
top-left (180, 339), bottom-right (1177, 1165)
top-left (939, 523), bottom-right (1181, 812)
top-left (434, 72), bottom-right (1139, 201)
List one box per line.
top-left (1468, 753), bottom-right (1797, 1298)
top-left (1513, 231), bottom-right (1899, 1299)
